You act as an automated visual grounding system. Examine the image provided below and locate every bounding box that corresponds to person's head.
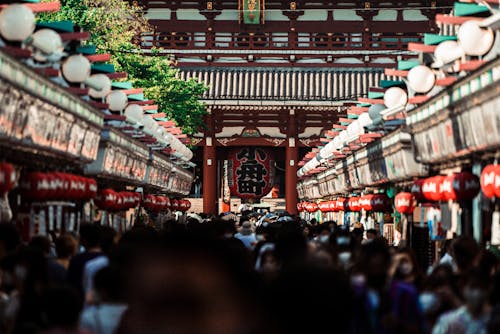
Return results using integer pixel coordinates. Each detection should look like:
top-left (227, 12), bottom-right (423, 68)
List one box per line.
top-left (79, 223), bottom-right (101, 250)
top-left (366, 228), bottom-right (378, 240)
top-left (392, 248), bottom-right (420, 280)
top-left (452, 236), bottom-right (480, 274)
top-left (29, 236), bottom-right (51, 256)
top-left (93, 265), bottom-right (124, 303)
top-left (42, 286), bottom-right (82, 330)
top-left (239, 221), bottom-right (253, 236)
top-left (0, 223), bottom-right (20, 260)
top-left (357, 238), bottom-right (391, 290)
top-left (462, 268), bottom-right (491, 314)
top-left (100, 225), bottom-right (117, 255)
top-left (55, 234), bottom-right (78, 259)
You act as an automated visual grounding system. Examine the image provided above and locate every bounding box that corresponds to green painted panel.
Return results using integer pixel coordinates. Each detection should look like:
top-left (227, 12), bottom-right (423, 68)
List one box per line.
top-left (128, 93), bottom-right (144, 101)
top-left (37, 21), bottom-right (74, 32)
top-left (424, 33), bottom-right (456, 45)
top-left (368, 91), bottom-right (385, 99)
top-left (91, 63), bottom-right (115, 73)
top-left (379, 80), bottom-right (406, 88)
top-left (398, 60), bottom-right (420, 70)
top-left (76, 45), bottom-right (96, 55)
top-left (454, 2), bottom-right (490, 17)
top-left (111, 82), bottom-right (133, 89)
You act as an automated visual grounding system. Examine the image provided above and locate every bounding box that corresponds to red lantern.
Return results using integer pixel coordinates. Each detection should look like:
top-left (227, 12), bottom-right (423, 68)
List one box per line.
top-left (228, 147), bottom-right (275, 200)
top-left (359, 195), bottom-right (373, 211)
top-left (95, 189), bottom-right (117, 210)
top-left (85, 178), bottom-right (98, 200)
top-left (422, 176), bottom-right (445, 202)
top-left (44, 173), bottom-right (58, 200)
top-left (328, 200), bottom-right (337, 212)
top-left (411, 179), bottom-right (426, 201)
top-left (297, 202), bottom-right (303, 212)
top-left (142, 194), bottom-right (156, 210)
top-left (318, 202), bottom-right (330, 213)
top-left (155, 196), bottom-right (167, 212)
top-left (22, 172), bottom-right (51, 201)
top-left (335, 198), bottom-right (347, 211)
top-left (347, 197), bottom-right (361, 212)
top-left (395, 192), bottom-right (416, 214)
top-left (441, 172), bottom-right (480, 201)
top-left (371, 194), bottom-right (390, 212)
top-left (481, 165), bottom-right (500, 198)
top-left (0, 163), bottom-right (16, 194)
top-left (132, 192), bottom-right (141, 207)
top-left (171, 199), bottom-right (179, 211)
top-left (164, 196), bottom-right (171, 210)
top-left (185, 199), bottom-right (191, 211)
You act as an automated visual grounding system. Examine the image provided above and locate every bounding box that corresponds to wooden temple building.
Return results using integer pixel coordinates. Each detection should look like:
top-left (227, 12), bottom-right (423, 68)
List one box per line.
top-left (138, 0), bottom-right (453, 214)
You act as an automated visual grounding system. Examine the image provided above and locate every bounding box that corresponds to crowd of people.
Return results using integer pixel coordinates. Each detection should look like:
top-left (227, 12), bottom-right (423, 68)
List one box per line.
top-left (1, 211), bottom-right (500, 334)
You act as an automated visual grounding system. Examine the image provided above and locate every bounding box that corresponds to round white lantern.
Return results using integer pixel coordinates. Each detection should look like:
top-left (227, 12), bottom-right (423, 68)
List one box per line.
top-left (368, 104), bottom-right (386, 121)
top-left (143, 116), bottom-right (159, 135)
top-left (62, 55), bottom-right (91, 83)
top-left (88, 74), bottom-right (112, 99)
top-left (338, 130), bottom-right (348, 144)
top-left (0, 4), bottom-right (35, 41)
top-left (358, 112), bottom-right (373, 127)
top-left (124, 104), bottom-right (143, 123)
top-left (434, 40), bottom-right (465, 65)
top-left (30, 29), bottom-right (63, 62)
top-left (458, 20), bottom-right (494, 56)
top-left (106, 91), bottom-right (128, 112)
top-left (332, 136), bottom-right (342, 149)
top-left (407, 65), bottom-right (436, 94)
top-left (383, 87), bottom-right (408, 109)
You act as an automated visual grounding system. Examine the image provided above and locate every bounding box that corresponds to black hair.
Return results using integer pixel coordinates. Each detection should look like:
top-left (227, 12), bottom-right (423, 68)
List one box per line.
top-left (79, 223), bottom-right (101, 249)
top-left (0, 223), bottom-right (21, 254)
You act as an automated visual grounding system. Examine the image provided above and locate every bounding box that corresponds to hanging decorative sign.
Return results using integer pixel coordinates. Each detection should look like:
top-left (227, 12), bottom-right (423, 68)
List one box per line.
top-left (395, 192), bottom-right (416, 214)
top-left (422, 176), bottom-right (445, 202)
top-left (297, 202), bottom-right (304, 212)
top-left (328, 200), bottom-right (337, 212)
top-left (0, 163), bottom-right (16, 194)
top-left (227, 147), bottom-right (275, 200)
top-left (335, 198), bottom-right (347, 211)
top-left (411, 179), bottom-right (426, 201)
top-left (318, 201), bottom-right (330, 213)
top-left (441, 172), bottom-right (480, 201)
top-left (347, 197), bottom-right (361, 212)
top-left (239, 0), bottom-right (265, 24)
top-left (305, 202), bottom-right (318, 213)
top-left (359, 195), bottom-right (373, 211)
top-left (481, 164), bottom-right (500, 198)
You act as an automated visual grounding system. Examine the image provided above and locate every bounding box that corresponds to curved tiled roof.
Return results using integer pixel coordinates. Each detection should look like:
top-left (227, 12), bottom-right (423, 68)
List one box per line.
top-left (179, 67), bottom-right (397, 101)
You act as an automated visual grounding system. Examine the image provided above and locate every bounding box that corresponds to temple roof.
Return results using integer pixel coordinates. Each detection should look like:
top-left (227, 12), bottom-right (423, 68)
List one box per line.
top-left (178, 67), bottom-right (396, 101)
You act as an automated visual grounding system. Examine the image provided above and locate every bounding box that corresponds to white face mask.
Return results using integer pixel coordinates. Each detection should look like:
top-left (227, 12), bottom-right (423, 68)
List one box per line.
top-left (256, 234), bottom-right (265, 241)
top-left (398, 262), bottom-right (413, 276)
top-left (463, 288), bottom-right (487, 309)
top-left (338, 252), bottom-right (352, 267)
top-left (419, 292), bottom-right (441, 313)
top-left (319, 235), bottom-right (330, 244)
top-left (337, 236), bottom-right (350, 246)
top-left (224, 233), bottom-right (234, 239)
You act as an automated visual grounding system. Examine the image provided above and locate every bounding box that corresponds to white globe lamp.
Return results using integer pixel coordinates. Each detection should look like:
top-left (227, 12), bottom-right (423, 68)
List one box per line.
top-left (124, 104), bottom-right (144, 123)
top-left (434, 40), bottom-right (465, 66)
top-left (143, 116), bottom-right (159, 135)
top-left (383, 87), bottom-right (408, 109)
top-left (0, 4), bottom-right (35, 41)
top-left (62, 55), bottom-right (91, 83)
top-left (88, 74), bottom-right (112, 99)
top-left (407, 65), bottom-right (436, 94)
top-left (30, 29), bottom-right (63, 62)
top-left (458, 21), bottom-right (494, 56)
top-left (358, 112), bottom-right (373, 127)
top-left (106, 91), bottom-right (128, 112)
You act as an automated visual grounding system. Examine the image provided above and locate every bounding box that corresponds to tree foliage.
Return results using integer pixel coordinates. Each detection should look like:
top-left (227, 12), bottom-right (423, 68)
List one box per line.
top-left (39, 0), bottom-right (207, 135)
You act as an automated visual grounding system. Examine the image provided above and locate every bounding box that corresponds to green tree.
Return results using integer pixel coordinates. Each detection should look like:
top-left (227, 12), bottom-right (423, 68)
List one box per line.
top-left (39, 0), bottom-right (207, 135)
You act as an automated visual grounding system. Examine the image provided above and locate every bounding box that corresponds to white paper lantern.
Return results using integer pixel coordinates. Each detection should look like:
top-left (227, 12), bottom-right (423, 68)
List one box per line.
top-left (0, 4), bottom-right (35, 41)
top-left (124, 104), bottom-right (143, 123)
top-left (143, 115), bottom-right (159, 135)
top-left (88, 74), bottom-right (112, 99)
top-left (62, 55), bottom-right (91, 83)
top-left (383, 87), bottom-right (408, 109)
top-left (358, 112), bottom-right (373, 127)
top-left (407, 65), bottom-right (436, 94)
top-left (458, 20), bottom-right (494, 56)
top-left (338, 130), bottom-right (348, 144)
top-left (106, 91), bottom-right (128, 112)
top-left (30, 29), bottom-right (63, 62)
top-left (434, 40), bottom-right (465, 65)
top-left (368, 104), bottom-right (386, 121)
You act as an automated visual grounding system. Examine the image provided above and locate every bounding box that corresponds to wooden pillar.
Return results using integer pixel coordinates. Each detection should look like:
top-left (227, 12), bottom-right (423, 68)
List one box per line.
top-left (203, 137), bottom-right (217, 214)
top-left (286, 110), bottom-right (298, 214)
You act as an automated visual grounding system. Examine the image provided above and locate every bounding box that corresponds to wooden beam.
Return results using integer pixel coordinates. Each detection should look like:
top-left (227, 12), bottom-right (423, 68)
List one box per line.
top-left (385, 68), bottom-right (409, 77)
top-left (0, 2), bottom-right (60, 12)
